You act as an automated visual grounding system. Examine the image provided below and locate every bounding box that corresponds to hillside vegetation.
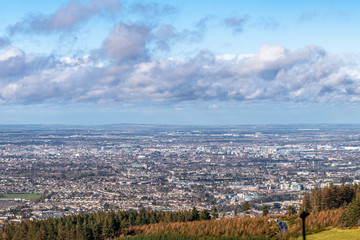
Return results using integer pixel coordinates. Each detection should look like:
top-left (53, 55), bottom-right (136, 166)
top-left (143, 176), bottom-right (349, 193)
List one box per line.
top-left (1, 183), bottom-right (360, 239)
top-left (125, 210), bottom-right (341, 239)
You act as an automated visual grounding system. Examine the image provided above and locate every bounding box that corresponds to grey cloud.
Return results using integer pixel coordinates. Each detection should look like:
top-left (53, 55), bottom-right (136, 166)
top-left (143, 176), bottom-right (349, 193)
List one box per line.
top-left (181, 16), bottom-right (210, 42)
top-left (225, 15), bottom-right (278, 33)
top-left (153, 25), bottom-right (177, 51)
top-left (224, 16), bottom-right (249, 34)
top-left (153, 17), bottom-right (210, 52)
top-left (0, 50), bottom-right (101, 104)
top-left (9, 0), bottom-right (121, 34)
top-left (101, 23), bottom-right (151, 62)
top-left (1, 44), bottom-right (360, 104)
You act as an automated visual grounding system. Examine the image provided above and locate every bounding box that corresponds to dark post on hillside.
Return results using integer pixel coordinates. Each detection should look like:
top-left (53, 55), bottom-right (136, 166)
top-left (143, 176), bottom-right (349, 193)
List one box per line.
top-left (300, 211), bottom-right (310, 240)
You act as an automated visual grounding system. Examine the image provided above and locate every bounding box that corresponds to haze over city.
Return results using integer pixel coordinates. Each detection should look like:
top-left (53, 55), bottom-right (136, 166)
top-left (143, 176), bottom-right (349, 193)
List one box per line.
top-left (0, 0), bottom-right (359, 125)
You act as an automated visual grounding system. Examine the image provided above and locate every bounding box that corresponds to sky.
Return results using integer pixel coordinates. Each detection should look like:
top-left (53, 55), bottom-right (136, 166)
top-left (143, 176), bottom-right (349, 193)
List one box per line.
top-left (1, 0), bottom-right (360, 125)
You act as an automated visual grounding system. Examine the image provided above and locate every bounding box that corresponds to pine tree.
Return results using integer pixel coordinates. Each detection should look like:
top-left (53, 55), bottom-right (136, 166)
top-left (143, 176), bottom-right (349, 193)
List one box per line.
top-left (211, 207), bottom-right (219, 219)
top-left (311, 187), bottom-right (321, 212)
top-left (12, 222), bottom-right (28, 240)
top-left (262, 206), bottom-right (269, 216)
top-left (76, 220), bottom-right (83, 240)
top-left (287, 205), bottom-right (297, 216)
top-left (102, 217), bottom-right (112, 239)
top-left (91, 222), bottom-right (102, 240)
top-left (329, 183), bottom-right (338, 209)
top-left (36, 224), bottom-right (48, 240)
top-left (242, 201), bottom-right (251, 215)
top-left (199, 209), bottom-right (211, 220)
top-left (300, 192), bottom-right (311, 212)
top-left (340, 195), bottom-right (360, 227)
top-left (82, 225), bottom-right (94, 240)
top-left (66, 221), bottom-right (76, 240)
top-left (190, 206), bottom-right (199, 221)
top-left (57, 222), bottom-right (67, 240)
top-left (321, 186), bottom-right (331, 210)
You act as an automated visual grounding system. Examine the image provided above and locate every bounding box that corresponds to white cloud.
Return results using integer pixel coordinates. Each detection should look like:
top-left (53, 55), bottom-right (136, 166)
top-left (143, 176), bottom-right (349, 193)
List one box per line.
top-left (0, 44), bottom-right (360, 105)
top-left (0, 47), bottom-right (24, 61)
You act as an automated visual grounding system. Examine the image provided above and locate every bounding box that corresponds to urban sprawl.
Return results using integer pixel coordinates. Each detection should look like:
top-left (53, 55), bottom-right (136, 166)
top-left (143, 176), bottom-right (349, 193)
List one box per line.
top-left (0, 124), bottom-right (359, 225)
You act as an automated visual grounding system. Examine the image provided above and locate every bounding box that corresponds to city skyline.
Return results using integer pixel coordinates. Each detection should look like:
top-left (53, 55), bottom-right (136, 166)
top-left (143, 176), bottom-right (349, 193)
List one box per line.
top-left (1, 0), bottom-right (360, 125)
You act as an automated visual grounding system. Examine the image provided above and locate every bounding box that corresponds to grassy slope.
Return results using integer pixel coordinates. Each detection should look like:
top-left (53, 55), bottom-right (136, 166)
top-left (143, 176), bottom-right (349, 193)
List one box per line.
top-left (122, 228), bottom-right (360, 240)
top-left (298, 228), bottom-right (360, 240)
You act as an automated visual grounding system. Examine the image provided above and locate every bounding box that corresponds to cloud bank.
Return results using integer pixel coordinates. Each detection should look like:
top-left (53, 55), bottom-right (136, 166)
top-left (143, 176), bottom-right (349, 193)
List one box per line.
top-left (0, 40), bottom-right (359, 105)
top-left (2, 1), bottom-right (360, 106)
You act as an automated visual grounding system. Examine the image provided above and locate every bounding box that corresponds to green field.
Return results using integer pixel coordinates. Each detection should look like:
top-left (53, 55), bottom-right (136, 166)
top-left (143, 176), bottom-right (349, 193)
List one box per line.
top-left (298, 228), bottom-right (360, 240)
top-left (0, 193), bottom-right (43, 200)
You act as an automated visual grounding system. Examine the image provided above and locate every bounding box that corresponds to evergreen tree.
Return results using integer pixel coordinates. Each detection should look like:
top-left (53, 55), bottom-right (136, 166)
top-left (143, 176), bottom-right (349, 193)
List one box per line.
top-left (38, 223), bottom-right (49, 240)
top-left (91, 222), bottom-right (102, 240)
top-left (66, 221), bottom-right (77, 240)
top-left (262, 206), bottom-right (269, 216)
top-left (199, 209), bottom-right (211, 220)
top-left (190, 206), bottom-right (199, 221)
top-left (329, 183), bottom-right (338, 209)
top-left (76, 220), bottom-right (83, 240)
top-left (102, 217), bottom-right (112, 239)
top-left (211, 207), bottom-right (219, 219)
top-left (57, 222), bottom-right (67, 240)
top-left (322, 186), bottom-right (334, 211)
top-left (13, 222), bottom-right (28, 240)
top-left (340, 194), bottom-right (360, 227)
top-left (242, 201), bottom-right (251, 215)
top-left (287, 205), bottom-right (297, 216)
top-left (311, 187), bottom-right (321, 212)
top-left (129, 211), bottom-right (136, 226)
top-left (82, 225), bottom-right (94, 240)
top-left (300, 192), bottom-right (311, 212)
top-left (273, 203), bottom-right (281, 209)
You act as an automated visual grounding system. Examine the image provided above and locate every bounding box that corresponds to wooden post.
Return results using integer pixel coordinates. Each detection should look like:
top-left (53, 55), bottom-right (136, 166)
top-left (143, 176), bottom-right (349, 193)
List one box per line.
top-left (300, 211), bottom-right (310, 240)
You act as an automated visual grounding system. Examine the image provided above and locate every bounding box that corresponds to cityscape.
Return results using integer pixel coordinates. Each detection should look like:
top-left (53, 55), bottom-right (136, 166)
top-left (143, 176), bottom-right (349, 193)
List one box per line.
top-left (0, 124), bottom-right (359, 226)
top-left (1, 0), bottom-right (360, 238)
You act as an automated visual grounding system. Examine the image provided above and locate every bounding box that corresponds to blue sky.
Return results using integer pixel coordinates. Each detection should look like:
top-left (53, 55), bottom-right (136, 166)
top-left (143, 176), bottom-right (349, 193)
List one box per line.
top-left (0, 0), bottom-right (360, 125)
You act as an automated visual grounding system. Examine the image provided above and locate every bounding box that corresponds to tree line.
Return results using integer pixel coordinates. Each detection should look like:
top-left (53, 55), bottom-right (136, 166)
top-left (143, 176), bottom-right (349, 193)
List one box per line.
top-left (0, 207), bottom-right (219, 240)
top-left (300, 182), bottom-right (360, 212)
top-left (300, 183), bottom-right (360, 227)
